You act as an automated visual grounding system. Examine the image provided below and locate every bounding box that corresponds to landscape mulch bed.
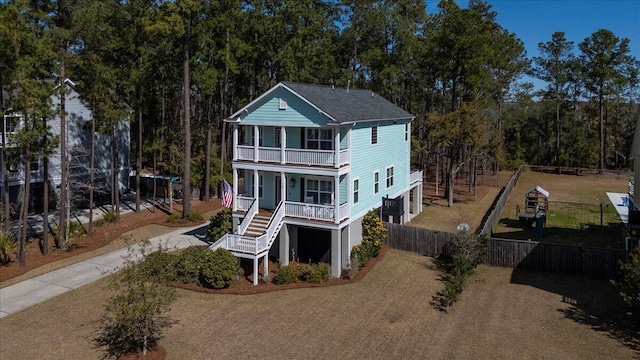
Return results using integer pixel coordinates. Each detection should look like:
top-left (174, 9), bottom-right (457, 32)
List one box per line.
top-left (173, 245), bottom-right (390, 295)
top-left (118, 345), bottom-right (166, 360)
top-left (0, 199), bottom-right (222, 283)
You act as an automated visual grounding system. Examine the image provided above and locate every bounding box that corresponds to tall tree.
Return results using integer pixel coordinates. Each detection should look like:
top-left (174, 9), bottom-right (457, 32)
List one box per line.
top-left (579, 29), bottom-right (635, 172)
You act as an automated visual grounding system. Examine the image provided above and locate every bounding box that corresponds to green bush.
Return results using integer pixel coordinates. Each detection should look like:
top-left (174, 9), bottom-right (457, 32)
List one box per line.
top-left (102, 211), bottom-right (119, 224)
top-left (272, 264), bottom-right (299, 285)
top-left (141, 249), bottom-right (178, 282)
top-left (198, 248), bottom-right (237, 289)
top-left (186, 211), bottom-right (203, 222)
top-left (351, 210), bottom-right (386, 269)
top-left (174, 246), bottom-right (208, 284)
top-left (0, 230), bottom-right (17, 264)
top-left (166, 214), bottom-right (180, 223)
top-left (612, 247), bottom-right (640, 310)
top-left (93, 242), bottom-right (177, 358)
top-left (206, 208), bottom-right (232, 241)
top-left (301, 263), bottom-right (330, 284)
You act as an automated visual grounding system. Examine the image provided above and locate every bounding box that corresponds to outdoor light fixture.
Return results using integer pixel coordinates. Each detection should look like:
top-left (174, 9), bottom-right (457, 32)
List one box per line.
top-left (290, 177), bottom-right (296, 187)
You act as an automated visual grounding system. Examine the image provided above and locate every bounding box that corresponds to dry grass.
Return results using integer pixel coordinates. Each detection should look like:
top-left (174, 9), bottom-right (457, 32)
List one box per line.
top-left (493, 170), bottom-right (629, 248)
top-left (408, 171), bottom-right (511, 232)
top-left (1, 249), bottom-right (636, 359)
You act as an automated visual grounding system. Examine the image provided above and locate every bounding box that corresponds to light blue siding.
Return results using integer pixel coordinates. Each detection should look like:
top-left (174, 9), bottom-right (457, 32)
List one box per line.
top-left (349, 120), bottom-right (410, 217)
top-left (340, 127), bottom-right (347, 150)
top-left (241, 88), bottom-right (328, 127)
top-left (339, 174), bottom-right (347, 205)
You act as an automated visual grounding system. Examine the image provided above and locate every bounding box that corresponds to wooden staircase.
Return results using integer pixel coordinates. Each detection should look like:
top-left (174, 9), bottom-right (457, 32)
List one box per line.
top-left (243, 215), bottom-right (270, 237)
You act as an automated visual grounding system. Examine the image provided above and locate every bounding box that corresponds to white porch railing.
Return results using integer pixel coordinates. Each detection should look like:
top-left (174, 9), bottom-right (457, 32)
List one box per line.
top-left (235, 196), bottom-right (254, 212)
top-left (284, 201), bottom-right (335, 222)
top-left (263, 201), bottom-right (285, 249)
top-left (237, 146), bottom-right (254, 161)
top-left (210, 234), bottom-right (264, 254)
top-left (338, 149), bottom-right (350, 166)
top-left (258, 147), bottom-right (280, 162)
top-left (337, 203), bottom-right (349, 222)
top-left (238, 198), bottom-right (258, 235)
top-left (630, 180), bottom-right (636, 202)
top-left (410, 170), bottom-right (423, 184)
top-left (285, 148), bottom-right (334, 166)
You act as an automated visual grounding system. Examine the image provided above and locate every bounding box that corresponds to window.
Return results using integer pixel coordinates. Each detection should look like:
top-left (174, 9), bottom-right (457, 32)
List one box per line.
top-left (279, 98), bottom-right (287, 110)
top-left (374, 171), bottom-right (379, 194)
top-left (353, 179), bottom-right (359, 204)
top-left (386, 167), bottom-right (394, 188)
top-left (30, 160), bottom-right (39, 172)
top-left (405, 123), bottom-right (409, 141)
top-left (371, 126), bottom-right (378, 144)
top-left (306, 179), bottom-right (333, 204)
top-left (306, 128), bottom-right (333, 150)
top-left (249, 127), bottom-right (263, 146)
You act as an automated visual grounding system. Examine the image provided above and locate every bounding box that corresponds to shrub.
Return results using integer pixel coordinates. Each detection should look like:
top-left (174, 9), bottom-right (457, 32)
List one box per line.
top-left (93, 242), bottom-right (178, 358)
top-left (301, 263), bottom-right (330, 284)
top-left (432, 232), bottom-right (487, 312)
top-left (351, 210), bottom-right (387, 269)
top-left (141, 249), bottom-right (178, 282)
top-left (198, 248), bottom-right (237, 289)
top-left (185, 211), bottom-right (203, 222)
top-left (612, 247), bottom-right (640, 310)
top-left (102, 211), bottom-right (119, 224)
top-left (166, 214), bottom-right (180, 223)
top-left (206, 208), bottom-right (232, 241)
top-left (272, 264), bottom-right (299, 285)
top-left (174, 246), bottom-right (208, 284)
top-left (0, 231), bottom-right (17, 264)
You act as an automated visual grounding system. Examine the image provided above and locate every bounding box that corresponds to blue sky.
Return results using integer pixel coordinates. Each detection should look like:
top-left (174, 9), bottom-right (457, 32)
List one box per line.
top-left (427, 0), bottom-right (640, 89)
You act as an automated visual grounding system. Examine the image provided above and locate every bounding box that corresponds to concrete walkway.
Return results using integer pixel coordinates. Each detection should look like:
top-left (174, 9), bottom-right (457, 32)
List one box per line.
top-left (0, 222), bottom-right (209, 318)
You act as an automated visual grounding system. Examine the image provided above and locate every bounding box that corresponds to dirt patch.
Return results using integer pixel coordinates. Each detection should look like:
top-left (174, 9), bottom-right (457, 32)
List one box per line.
top-left (118, 345), bottom-right (166, 360)
top-left (173, 245), bottom-right (389, 295)
top-left (0, 199), bottom-right (222, 285)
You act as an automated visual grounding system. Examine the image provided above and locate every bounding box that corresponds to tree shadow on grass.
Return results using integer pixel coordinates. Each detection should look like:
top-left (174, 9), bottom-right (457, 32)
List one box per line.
top-left (510, 269), bottom-right (640, 355)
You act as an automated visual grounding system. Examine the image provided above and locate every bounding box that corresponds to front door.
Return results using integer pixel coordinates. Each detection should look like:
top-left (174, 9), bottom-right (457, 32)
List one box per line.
top-left (275, 176), bottom-right (281, 205)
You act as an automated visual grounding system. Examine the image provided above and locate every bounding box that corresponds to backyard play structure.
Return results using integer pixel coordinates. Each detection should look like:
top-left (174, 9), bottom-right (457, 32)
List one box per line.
top-left (517, 185), bottom-right (549, 236)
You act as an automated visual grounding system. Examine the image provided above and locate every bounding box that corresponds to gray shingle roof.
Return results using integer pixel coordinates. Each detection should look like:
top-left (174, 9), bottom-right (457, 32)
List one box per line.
top-left (281, 82), bottom-right (413, 124)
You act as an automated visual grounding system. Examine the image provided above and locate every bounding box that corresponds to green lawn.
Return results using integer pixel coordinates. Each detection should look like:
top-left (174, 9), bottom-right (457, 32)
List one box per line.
top-left (493, 170), bottom-right (629, 248)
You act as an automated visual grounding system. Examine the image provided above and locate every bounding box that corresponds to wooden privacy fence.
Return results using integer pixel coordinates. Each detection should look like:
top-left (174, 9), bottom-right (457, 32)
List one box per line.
top-left (488, 238), bottom-right (628, 280)
top-left (478, 166), bottom-right (523, 236)
top-left (385, 223), bottom-right (628, 280)
top-left (384, 222), bottom-right (455, 257)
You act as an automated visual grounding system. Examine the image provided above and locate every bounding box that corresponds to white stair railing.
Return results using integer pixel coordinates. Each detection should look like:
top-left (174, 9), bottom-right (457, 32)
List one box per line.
top-left (263, 201), bottom-right (285, 250)
top-left (238, 198), bottom-right (258, 235)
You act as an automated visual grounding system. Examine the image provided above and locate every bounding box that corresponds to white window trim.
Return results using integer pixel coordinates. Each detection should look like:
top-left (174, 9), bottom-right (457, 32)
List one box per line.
top-left (405, 123), bottom-right (409, 142)
top-left (386, 166), bottom-right (394, 189)
top-left (371, 125), bottom-right (378, 145)
top-left (306, 128), bottom-right (333, 150)
top-left (259, 174), bottom-right (264, 198)
top-left (305, 177), bottom-right (334, 205)
top-left (373, 170), bottom-right (379, 195)
top-left (353, 177), bottom-right (360, 205)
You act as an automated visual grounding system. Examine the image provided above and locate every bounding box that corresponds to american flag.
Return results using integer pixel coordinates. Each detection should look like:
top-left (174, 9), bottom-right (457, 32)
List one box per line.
top-left (222, 180), bottom-right (233, 208)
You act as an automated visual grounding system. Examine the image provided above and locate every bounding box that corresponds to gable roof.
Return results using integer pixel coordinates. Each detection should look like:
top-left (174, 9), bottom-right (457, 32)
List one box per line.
top-left (227, 82), bottom-right (413, 125)
top-left (525, 185), bottom-right (549, 198)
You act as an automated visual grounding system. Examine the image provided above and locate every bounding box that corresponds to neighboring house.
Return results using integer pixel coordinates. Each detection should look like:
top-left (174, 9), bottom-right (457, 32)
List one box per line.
top-left (1, 79), bottom-right (131, 213)
top-left (210, 82), bottom-right (423, 284)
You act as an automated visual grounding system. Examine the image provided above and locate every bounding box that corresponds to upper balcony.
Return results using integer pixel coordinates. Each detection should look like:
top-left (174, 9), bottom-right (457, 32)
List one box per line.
top-left (233, 125), bottom-right (349, 168)
top-left (236, 146), bottom-right (349, 167)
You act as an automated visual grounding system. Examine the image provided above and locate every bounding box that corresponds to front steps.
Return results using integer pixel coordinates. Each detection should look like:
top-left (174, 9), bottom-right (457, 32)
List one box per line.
top-left (243, 215), bottom-right (269, 237)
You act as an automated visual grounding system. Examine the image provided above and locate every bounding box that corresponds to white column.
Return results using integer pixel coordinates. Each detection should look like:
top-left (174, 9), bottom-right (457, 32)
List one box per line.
top-left (253, 258), bottom-right (259, 286)
top-left (253, 170), bottom-right (259, 206)
top-left (232, 124), bottom-right (238, 161)
top-left (331, 229), bottom-right (341, 278)
top-left (334, 127), bottom-right (340, 168)
top-left (280, 126), bottom-right (286, 164)
top-left (279, 225), bottom-right (290, 266)
top-left (280, 171), bottom-right (286, 203)
top-left (232, 168), bottom-right (238, 211)
top-left (334, 175), bottom-right (339, 224)
top-left (253, 125), bottom-right (259, 162)
top-left (263, 254), bottom-right (268, 282)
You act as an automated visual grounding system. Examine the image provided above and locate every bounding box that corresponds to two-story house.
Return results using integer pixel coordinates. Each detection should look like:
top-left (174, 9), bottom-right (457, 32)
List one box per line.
top-left (210, 82), bottom-right (423, 284)
top-left (1, 79), bottom-right (131, 213)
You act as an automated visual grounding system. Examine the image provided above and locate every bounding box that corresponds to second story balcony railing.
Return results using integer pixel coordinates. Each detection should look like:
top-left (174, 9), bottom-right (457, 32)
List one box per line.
top-left (236, 145), bottom-right (349, 168)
